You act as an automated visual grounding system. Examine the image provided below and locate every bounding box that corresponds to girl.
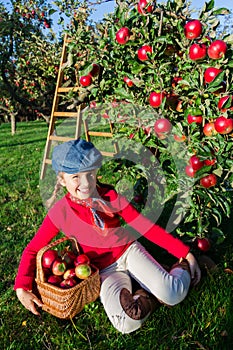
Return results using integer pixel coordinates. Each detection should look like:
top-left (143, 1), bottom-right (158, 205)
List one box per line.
top-left (15, 138), bottom-right (201, 334)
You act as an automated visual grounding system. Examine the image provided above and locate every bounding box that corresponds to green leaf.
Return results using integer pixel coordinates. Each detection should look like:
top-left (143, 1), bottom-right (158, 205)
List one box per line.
top-left (204, 0), bottom-right (215, 12)
top-left (114, 87), bottom-right (132, 100)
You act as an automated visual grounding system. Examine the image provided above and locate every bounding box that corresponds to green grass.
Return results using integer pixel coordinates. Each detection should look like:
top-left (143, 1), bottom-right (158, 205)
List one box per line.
top-left (0, 121), bottom-right (233, 350)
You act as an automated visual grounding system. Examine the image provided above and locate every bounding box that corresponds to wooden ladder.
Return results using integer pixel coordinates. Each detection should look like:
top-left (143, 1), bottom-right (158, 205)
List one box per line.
top-left (40, 34), bottom-right (119, 180)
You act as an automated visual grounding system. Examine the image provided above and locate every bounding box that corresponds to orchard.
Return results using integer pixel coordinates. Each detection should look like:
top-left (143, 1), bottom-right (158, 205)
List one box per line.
top-left (1, 0), bottom-right (233, 250)
top-left (61, 0), bottom-right (233, 249)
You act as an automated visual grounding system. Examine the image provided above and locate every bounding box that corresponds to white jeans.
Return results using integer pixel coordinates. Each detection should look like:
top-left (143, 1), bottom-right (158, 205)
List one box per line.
top-left (99, 241), bottom-right (191, 334)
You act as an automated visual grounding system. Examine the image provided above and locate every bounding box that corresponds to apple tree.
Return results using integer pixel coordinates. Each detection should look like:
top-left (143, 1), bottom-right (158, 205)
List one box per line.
top-left (0, 0), bottom-right (70, 133)
top-left (62, 0), bottom-right (233, 248)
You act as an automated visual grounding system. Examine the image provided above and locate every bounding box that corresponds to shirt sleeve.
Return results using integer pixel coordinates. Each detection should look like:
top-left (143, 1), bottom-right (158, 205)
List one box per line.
top-left (14, 215), bottom-right (60, 291)
top-left (110, 190), bottom-right (190, 259)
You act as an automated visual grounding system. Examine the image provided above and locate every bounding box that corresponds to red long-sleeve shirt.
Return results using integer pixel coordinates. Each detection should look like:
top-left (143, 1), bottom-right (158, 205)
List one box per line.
top-left (14, 186), bottom-right (190, 291)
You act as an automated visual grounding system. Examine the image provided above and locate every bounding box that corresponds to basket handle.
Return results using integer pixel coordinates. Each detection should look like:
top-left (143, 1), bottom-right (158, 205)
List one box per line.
top-left (36, 236), bottom-right (80, 283)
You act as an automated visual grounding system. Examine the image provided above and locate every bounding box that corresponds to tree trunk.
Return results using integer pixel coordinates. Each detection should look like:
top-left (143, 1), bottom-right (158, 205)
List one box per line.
top-left (11, 113), bottom-right (16, 135)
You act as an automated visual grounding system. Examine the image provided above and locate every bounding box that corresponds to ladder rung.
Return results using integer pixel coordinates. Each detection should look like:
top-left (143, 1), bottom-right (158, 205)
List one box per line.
top-left (87, 131), bottom-right (113, 137)
top-left (101, 151), bottom-right (118, 157)
top-left (49, 136), bottom-right (75, 142)
top-left (58, 87), bottom-right (79, 92)
top-left (53, 112), bottom-right (80, 117)
top-left (44, 159), bottom-right (52, 164)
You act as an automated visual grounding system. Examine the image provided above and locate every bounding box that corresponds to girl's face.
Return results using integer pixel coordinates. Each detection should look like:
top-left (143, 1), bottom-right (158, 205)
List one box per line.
top-left (60, 170), bottom-right (97, 200)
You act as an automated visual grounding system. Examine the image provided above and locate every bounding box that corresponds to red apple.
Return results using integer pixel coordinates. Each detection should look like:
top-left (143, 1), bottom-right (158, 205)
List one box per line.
top-left (63, 268), bottom-right (76, 280)
top-left (203, 122), bottom-right (217, 136)
top-left (133, 194), bottom-right (144, 203)
top-left (217, 95), bottom-right (233, 112)
top-left (204, 158), bottom-right (216, 166)
top-left (214, 116), bottom-right (233, 134)
top-left (187, 115), bottom-right (203, 124)
top-left (149, 91), bottom-right (165, 108)
top-left (62, 250), bottom-right (76, 267)
top-left (42, 249), bottom-right (58, 269)
top-left (207, 40), bottom-right (227, 60)
top-left (185, 164), bottom-right (195, 178)
top-left (189, 155), bottom-right (204, 171)
top-left (137, 0), bottom-right (153, 14)
top-left (171, 76), bottom-right (182, 88)
top-left (189, 43), bottom-right (207, 61)
top-left (200, 174), bottom-right (217, 188)
top-left (197, 237), bottom-right (211, 252)
top-left (184, 20), bottom-right (202, 40)
top-left (154, 118), bottom-right (172, 134)
top-left (52, 259), bottom-right (67, 276)
top-left (123, 76), bottom-right (134, 87)
top-left (74, 254), bottom-right (90, 266)
top-left (115, 27), bottom-right (130, 45)
top-left (89, 63), bottom-right (100, 77)
top-left (204, 67), bottom-right (222, 84)
top-left (173, 134), bottom-right (186, 142)
top-left (75, 264), bottom-right (92, 279)
top-left (137, 45), bottom-right (153, 61)
top-left (79, 75), bottom-right (92, 87)
top-left (60, 277), bottom-right (77, 288)
top-left (47, 275), bottom-right (63, 286)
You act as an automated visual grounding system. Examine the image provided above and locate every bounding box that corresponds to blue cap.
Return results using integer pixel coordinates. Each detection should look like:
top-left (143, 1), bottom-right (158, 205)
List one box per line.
top-left (52, 138), bottom-right (103, 174)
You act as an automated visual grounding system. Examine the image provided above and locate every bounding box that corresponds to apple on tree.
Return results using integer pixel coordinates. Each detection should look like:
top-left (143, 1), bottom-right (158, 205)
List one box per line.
top-left (89, 63), bottom-right (100, 77)
top-left (149, 91), bottom-right (165, 108)
top-left (79, 75), bottom-right (92, 87)
top-left (137, 0), bottom-right (153, 14)
top-left (189, 43), bottom-right (207, 61)
top-left (123, 76), bottom-right (134, 87)
top-left (137, 45), bottom-right (153, 61)
top-left (200, 174), bottom-right (217, 188)
top-left (187, 115), bottom-right (203, 124)
top-left (207, 40), bottom-right (227, 60)
top-left (214, 116), bottom-right (233, 134)
top-left (204, 67), bottom-right (222, 84)
top-left (203, 122), bottom-right (217, 136)
top-left (189, 155), bottom-right (204, 171)
top-left (115, 27), bottom-right (130, 45)
top-left (185, 164), bottom-right (195, 178)
top-left (154, 118), bottom-right (172, 136)
top-left (196, 237), bottom-right (211, 252)
top-left (184, 19), bottom-right (202, 39)
top-left (217, 95), bottom-right (233, 112)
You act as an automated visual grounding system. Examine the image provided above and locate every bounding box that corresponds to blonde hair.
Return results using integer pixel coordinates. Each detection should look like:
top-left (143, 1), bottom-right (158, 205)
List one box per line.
top-left (45, 174), bottom-right (64, 209)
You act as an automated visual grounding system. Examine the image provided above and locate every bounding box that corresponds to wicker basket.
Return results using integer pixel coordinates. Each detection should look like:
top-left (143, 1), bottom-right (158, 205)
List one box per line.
top-left (35, 237), bottom-right (101, 319)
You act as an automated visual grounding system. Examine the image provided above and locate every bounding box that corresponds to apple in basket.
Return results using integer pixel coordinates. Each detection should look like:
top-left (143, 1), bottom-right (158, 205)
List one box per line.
top-left (62, 250), bottom-right (77, 267)
top-left (60, 277), bottom-right (77, 288)
top-left (74, 254), bottom-right (90, 266)
top-left (42, 249), bottom-right (58, 269)
top-left (75, 264), bottom-right (92, 279)
top-left (52, 258), bottom-right (67, 276)
top-left (47, 275), bottom-right (63, 286)
top-left (63, 268), bottom-right (76, 280)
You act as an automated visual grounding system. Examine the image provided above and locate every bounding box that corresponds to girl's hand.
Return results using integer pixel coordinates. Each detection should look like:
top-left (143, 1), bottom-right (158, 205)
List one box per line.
top-left (185, 252), bottom-right (201, 286)
top-left (16, 288), bottom-right (43, 316)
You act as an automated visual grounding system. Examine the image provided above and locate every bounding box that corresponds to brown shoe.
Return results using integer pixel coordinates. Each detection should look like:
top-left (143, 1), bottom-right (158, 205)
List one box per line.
top-left (171, 258), bottom-right (191, 275)
top-left (120, 288), bottom-right (160, 320)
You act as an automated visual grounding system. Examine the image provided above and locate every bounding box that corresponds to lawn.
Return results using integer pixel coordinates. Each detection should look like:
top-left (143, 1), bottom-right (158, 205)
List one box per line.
top-left (0, 121), bottom-right (233, 350)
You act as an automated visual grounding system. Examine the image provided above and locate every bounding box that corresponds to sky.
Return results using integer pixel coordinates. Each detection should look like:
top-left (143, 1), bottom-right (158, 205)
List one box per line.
top-left (91, 0), bottom-right (233, 21)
